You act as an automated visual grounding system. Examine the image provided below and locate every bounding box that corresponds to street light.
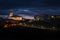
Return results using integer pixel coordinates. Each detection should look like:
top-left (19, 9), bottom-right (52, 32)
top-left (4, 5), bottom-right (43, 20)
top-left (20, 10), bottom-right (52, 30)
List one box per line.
top-left (51, 16), bottom-right (55, 28)
top-left (51, 16), bottom-right (54, 18)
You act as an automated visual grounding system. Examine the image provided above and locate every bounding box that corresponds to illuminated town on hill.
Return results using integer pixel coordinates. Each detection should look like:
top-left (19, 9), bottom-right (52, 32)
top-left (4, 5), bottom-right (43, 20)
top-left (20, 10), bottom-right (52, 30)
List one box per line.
top-left (0, 0), bottom-right (60, 39)
top-left (0, 9), bottom-right (60, 31)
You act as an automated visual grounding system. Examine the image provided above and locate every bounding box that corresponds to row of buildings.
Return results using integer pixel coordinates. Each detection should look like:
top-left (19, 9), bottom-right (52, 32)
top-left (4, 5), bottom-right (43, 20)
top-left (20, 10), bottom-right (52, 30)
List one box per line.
top-left (7, 9), bottom-right (34, 22)
top-left (1, 9), bottom-right (60, 22)
top-left (34, 14), bottom-right (60, 21)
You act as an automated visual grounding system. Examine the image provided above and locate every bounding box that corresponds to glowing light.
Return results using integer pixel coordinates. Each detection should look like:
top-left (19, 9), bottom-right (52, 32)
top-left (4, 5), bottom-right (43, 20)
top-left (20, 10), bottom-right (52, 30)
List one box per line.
top-left (51, 16), bottom-right (54, 18)
top-left (9, 10), bottom-right (13, 17)
top-left (11, 24), bottom-right (17, 26)
top-left (4, 24), bottom-right (8, 28)
top-left (9, 16), bottom-right (23, 21)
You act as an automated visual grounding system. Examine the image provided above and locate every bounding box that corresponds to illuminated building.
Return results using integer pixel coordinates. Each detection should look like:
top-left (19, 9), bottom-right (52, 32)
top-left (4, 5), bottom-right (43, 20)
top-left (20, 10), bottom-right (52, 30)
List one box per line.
top-left (8, 9), bottom-right (23, 21)
top-left (34, 14), bottom-right (51, 21)
top-left (55, 15), bottom-right (60, 18)
top-left (50, 15), bottom-right (60, 19)
top-left (9, 9), bottom-right (13, 17)
top-left (34, 14), bottom-right (48, 21)
top-left (34, 15), bottom-right (41, 21)
top-left (51, 16), bottom-right (54, 18)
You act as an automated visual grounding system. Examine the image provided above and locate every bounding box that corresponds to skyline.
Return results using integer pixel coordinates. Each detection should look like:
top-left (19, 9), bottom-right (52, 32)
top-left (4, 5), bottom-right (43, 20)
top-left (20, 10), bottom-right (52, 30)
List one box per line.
top-left (0, 0), bottom-right (60, 38)
top-left (0, 13), bottom-right (34, 19)
top-left (0, 0), bottom-right (60, 18)
top-left (1, 8), bottom-right (60, 15)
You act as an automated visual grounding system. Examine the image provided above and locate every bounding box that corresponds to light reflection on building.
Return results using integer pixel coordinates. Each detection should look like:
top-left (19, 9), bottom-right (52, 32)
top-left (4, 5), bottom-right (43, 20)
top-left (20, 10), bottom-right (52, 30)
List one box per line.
top-left (4, 24), bottom-right (8, 28)
top-left (4, 23), bottom-right (17, 28)
top-left (8, 9), bottom-right (23, 21)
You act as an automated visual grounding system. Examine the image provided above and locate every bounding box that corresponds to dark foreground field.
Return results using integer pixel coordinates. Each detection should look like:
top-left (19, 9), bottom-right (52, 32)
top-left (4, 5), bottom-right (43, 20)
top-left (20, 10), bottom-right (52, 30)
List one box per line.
top-left (0, 26), bottom-right (60, 39)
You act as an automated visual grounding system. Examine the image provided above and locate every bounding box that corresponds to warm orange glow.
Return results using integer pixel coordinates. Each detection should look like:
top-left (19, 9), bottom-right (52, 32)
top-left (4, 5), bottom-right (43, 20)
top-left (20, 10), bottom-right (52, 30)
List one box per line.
top-left (16, 17), bottom-right (22, 20)
top-left (11, 24), bottom-right (17, 26)
top-left (19, 17), bottom-right (23, 20)
top-left (4, 24), bottom-right (17, 28)
top-left (9, 10), bottom-right (23, 21)
top-left (12, 17), bottom-right (15, 19)
top-left (4, 24), bottom-right (8, 28)
top-left (10, 13), bottom-right (13, 17)
top-left (9, 10), bottom-right (13, 17)
top-left (10, 17), bottom-right (22, 21)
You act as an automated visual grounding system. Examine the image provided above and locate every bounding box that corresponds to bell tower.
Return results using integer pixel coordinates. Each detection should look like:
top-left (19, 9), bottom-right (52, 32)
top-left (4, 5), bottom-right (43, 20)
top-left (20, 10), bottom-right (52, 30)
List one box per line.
top-left (9, 9), bottom-right (13, 17)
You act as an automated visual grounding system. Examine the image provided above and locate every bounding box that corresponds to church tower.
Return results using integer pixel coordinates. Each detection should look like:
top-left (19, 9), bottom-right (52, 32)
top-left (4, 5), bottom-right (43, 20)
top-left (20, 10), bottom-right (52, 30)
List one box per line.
top-left (9, 9), bottom-right (13, 17)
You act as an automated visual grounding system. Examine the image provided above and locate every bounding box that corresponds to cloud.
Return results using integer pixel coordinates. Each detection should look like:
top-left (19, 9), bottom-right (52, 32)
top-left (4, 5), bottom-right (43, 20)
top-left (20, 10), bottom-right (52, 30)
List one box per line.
top-left (17, 14), bottom-right (34, 19)
top-left (0, 8), bottom-right (60, 15)
top-left (0, 0), bottom-right (60, 9)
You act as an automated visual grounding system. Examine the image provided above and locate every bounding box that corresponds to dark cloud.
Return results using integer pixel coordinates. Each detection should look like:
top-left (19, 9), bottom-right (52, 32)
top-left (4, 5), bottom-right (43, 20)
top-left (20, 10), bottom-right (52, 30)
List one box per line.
top-left (0, 0), bottom-right (60, 15)
top-left (0, 0), bottom-right (60, 9)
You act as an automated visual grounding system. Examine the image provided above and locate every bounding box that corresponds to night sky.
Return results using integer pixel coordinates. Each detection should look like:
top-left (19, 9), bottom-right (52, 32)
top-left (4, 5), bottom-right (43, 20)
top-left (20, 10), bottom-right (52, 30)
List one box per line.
top-left (0, 0), bottom-right (60, 17)
top-left (0, 0), bottom-right (60, 9)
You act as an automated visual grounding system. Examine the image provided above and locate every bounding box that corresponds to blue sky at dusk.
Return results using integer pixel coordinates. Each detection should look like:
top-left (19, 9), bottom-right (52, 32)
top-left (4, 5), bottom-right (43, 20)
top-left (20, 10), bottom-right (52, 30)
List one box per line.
top-left (0, 0), bottom-right (60, 15)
